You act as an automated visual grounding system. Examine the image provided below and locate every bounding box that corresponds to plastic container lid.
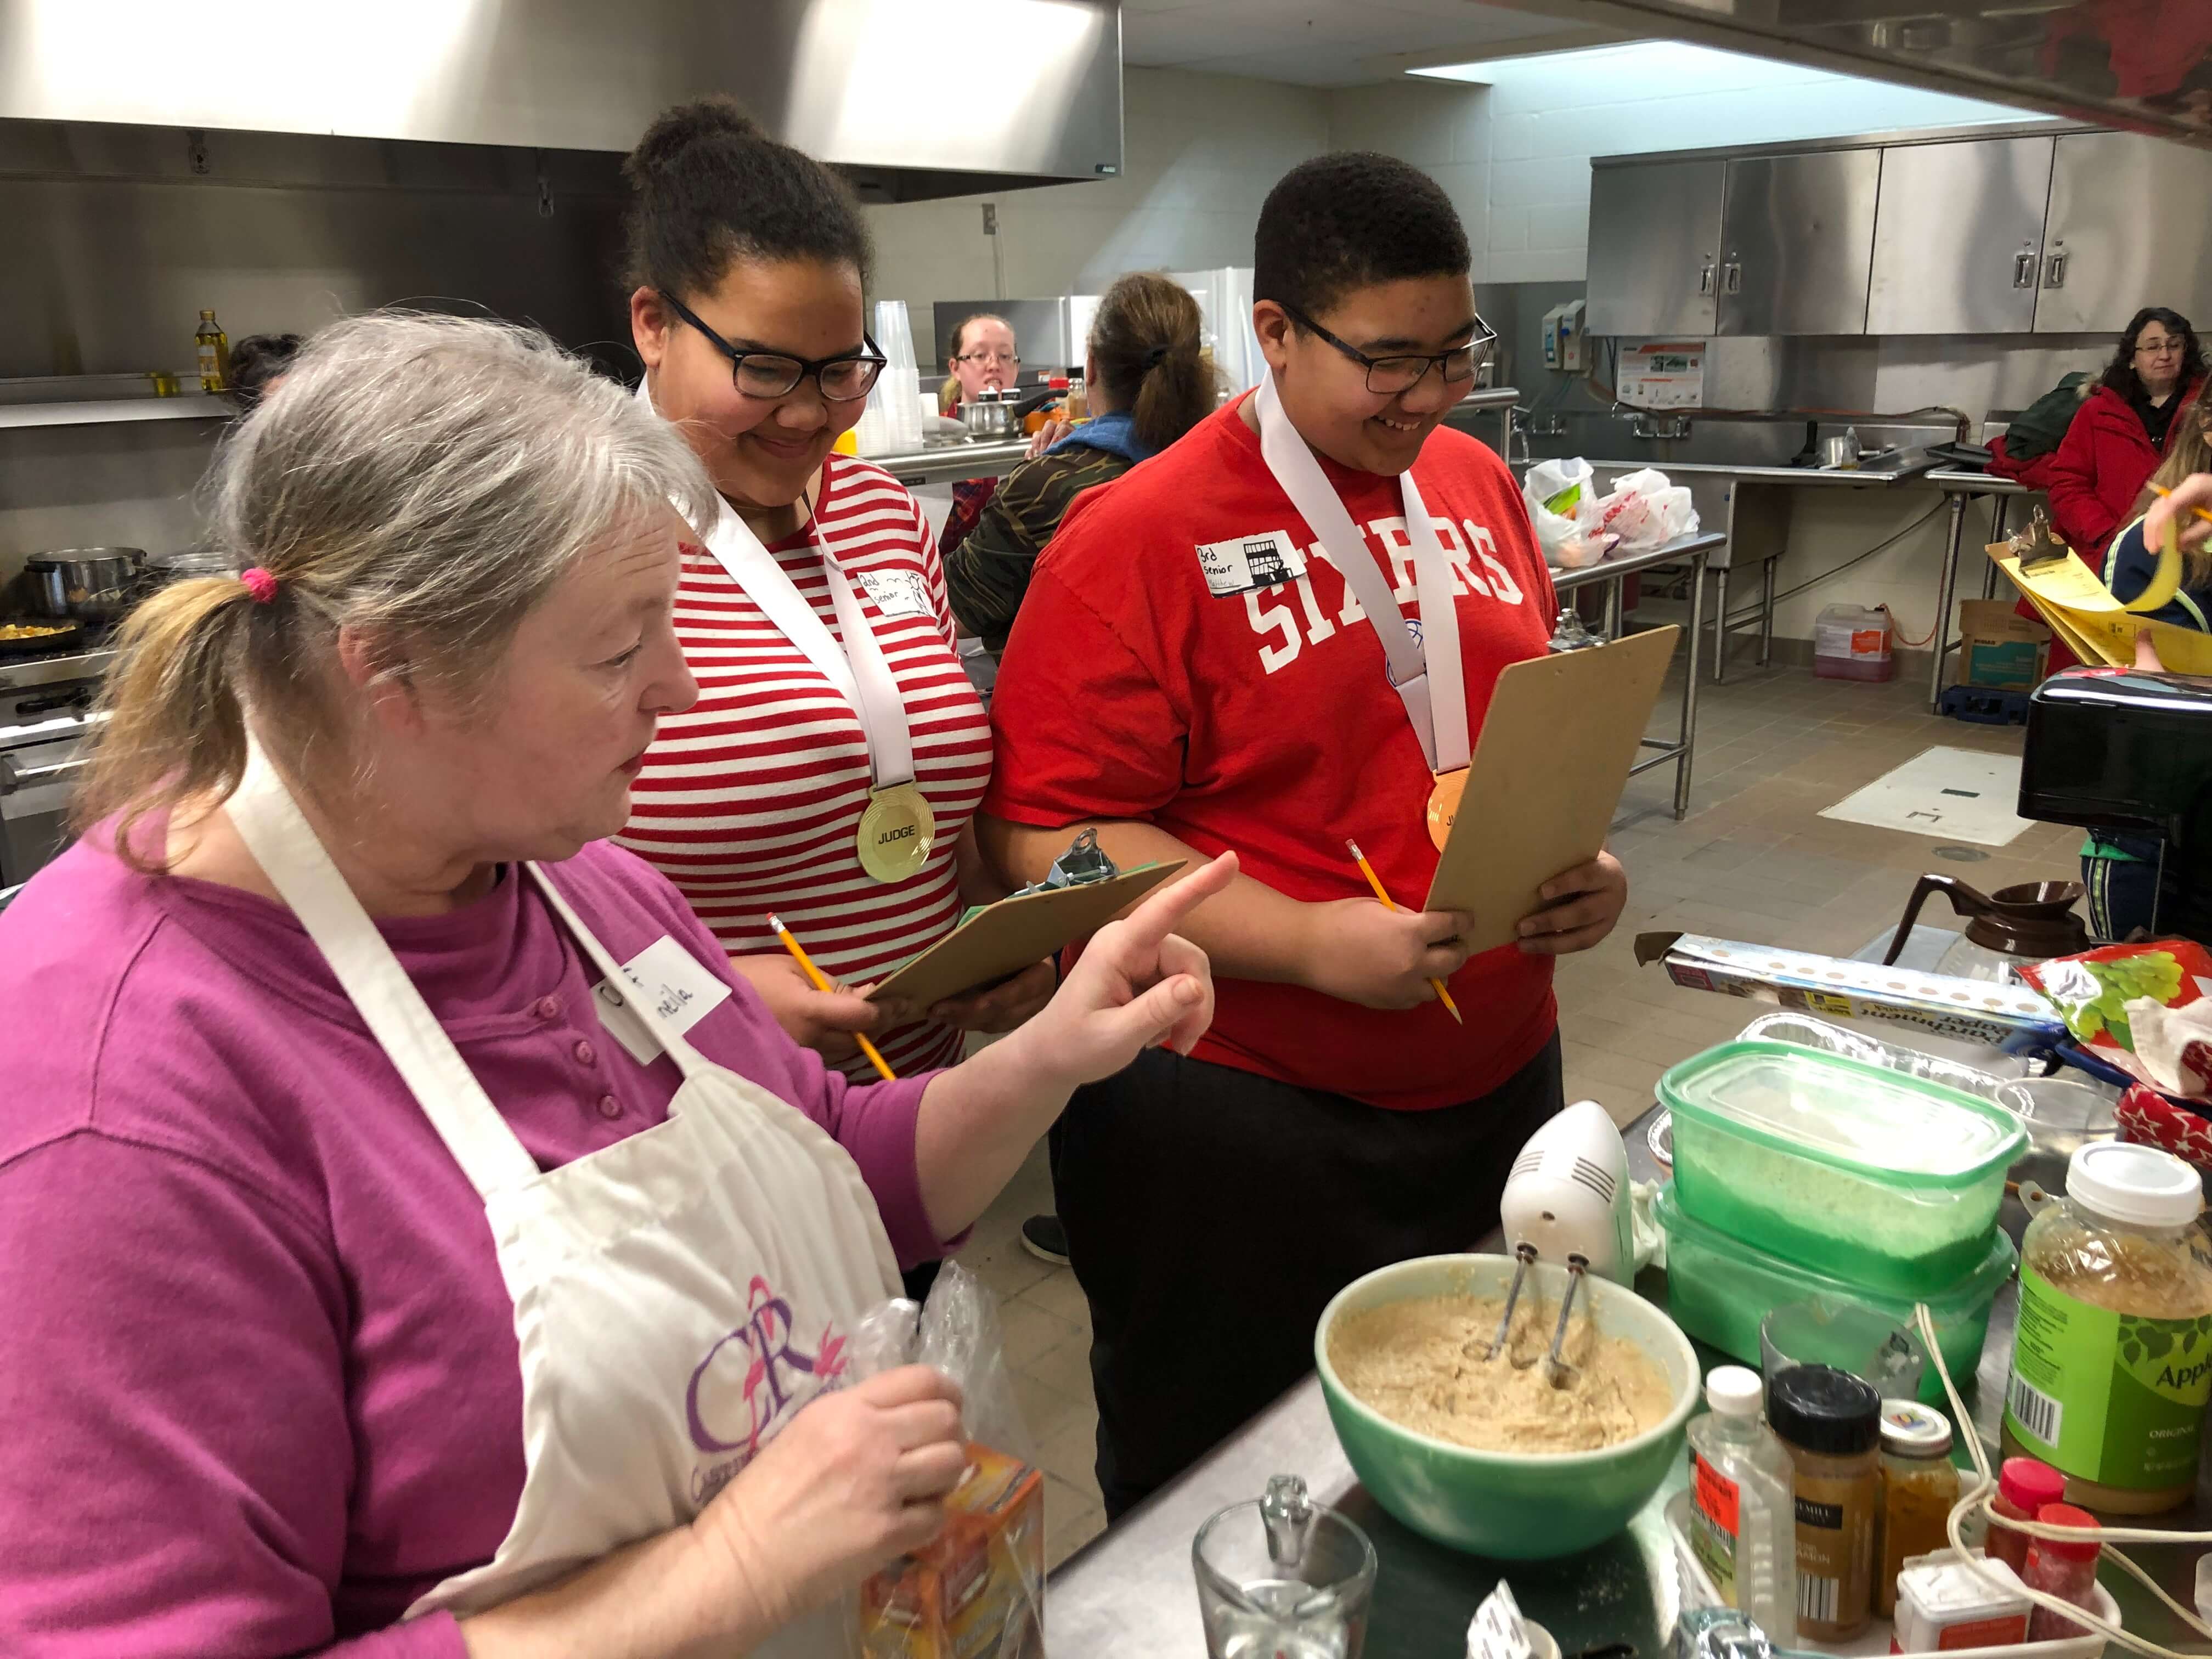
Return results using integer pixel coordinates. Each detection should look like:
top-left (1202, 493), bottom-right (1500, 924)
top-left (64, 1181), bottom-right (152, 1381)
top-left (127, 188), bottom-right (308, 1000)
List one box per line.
top-left (2066, 1141), bottom-right (2203, 1228)
top-left (2033, 1503), bottom-right (2102, 1562)
top-left (1707, 1365), bottom-right (1764, 1417)
top-left (1769, 1363), bottom-right (1881, 1455)
top-left (1998, 1458), bottom-right (2067, 1512)
top-left (1879, 1400), bottom-right (1954, 1458)
top-left (1660, 1041), bottom-right (2025, 1186)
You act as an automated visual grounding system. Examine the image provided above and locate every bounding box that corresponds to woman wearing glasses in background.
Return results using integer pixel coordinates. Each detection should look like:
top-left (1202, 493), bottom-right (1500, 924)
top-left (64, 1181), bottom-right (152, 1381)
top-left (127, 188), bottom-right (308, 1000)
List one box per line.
top-left (978, 152), bottom-right (1630, 1517)
top-left (620, 100), bottom-right (1057, 1284)
top-left (937, 313), bottom-right (1023, 560)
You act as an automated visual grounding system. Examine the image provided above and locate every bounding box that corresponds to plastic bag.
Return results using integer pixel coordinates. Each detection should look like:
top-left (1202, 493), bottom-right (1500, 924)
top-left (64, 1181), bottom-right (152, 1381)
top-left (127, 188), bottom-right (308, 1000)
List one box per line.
top-left (1593, 467), bottom-right (1697, 553)
top-left (2016, 940), bottom-right (2212, 1091)
top-left (1522, 456), bottom-right (1617, 569)
top-left (843, 1263), bottom-right (1047, 1658)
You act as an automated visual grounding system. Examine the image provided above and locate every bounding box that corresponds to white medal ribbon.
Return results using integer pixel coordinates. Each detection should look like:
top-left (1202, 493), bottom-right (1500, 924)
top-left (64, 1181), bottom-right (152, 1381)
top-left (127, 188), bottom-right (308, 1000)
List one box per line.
top-left (697, 496), bottom-right (918, 793)
top-left (637, 380), bottom-right (916, 792)
top-left (1253, 370), bottom-right (1468, 775)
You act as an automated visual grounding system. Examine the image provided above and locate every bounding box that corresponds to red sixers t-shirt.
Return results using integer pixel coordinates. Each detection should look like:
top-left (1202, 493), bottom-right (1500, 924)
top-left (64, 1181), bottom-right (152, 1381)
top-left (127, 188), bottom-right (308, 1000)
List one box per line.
top-left (984, 396), bottom-right (1560, 1111)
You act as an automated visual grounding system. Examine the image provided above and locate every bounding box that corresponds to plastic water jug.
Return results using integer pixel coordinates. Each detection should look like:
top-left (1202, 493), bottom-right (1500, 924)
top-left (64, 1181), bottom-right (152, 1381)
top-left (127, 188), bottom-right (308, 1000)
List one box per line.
top-left (1815, 604), bottom-right (1894, 682)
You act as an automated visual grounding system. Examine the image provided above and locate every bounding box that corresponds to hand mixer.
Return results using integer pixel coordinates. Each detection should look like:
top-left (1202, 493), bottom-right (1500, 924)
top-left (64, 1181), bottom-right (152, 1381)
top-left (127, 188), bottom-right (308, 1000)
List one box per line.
top-left (1485, 1099), bottom-right (1634, 1386)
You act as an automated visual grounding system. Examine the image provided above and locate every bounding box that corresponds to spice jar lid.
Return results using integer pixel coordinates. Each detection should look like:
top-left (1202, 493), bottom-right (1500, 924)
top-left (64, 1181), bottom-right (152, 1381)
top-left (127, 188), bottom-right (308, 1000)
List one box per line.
top-left (1879, 1400), bottom-right (1954, 1458)
top-left (2067, 1141), bottom-right (2202, 1228)
top-left (1768, 1363), bottom-right (1881, 1455)
top-left (2033, 1503), bottom-right (2102, 1561)
top-left (1999, 1457), bottom-right (2066, 1510)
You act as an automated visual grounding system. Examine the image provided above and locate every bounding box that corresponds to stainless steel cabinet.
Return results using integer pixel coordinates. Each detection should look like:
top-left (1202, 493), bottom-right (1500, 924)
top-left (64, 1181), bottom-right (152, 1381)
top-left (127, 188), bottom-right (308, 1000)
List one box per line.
top-left (1867, 136), bottom-right (2055, 335)
top-left (1717, 149), bottom-right (1880, 336)
top-left (1585, 159), bottom-right (1723, 338)
top-left (2037, 132), bottom-right (2212, 334)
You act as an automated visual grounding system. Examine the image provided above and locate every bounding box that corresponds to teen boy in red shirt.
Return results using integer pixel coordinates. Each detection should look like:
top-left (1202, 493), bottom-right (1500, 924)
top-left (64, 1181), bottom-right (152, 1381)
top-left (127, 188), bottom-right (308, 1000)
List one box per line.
top-left (979, 152), bottom-right (1629, 1516)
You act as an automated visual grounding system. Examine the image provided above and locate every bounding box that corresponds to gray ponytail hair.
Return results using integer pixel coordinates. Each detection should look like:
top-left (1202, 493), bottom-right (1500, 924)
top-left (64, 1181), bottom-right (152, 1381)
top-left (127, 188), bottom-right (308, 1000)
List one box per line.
top-left (76, 312), bottom-right (718, 868)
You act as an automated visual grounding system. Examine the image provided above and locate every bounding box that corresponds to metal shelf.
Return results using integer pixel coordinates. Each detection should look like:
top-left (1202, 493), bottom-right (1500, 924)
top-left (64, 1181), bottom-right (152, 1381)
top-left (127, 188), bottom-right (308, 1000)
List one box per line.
top-left (0, 399), bottom-right (232, 431)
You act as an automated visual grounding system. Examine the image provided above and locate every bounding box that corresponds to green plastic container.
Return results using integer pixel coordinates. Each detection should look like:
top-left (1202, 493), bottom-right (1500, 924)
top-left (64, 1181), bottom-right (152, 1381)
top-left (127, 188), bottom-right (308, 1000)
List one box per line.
top-left (1662, 1040), bottom-right (2026, 1295)
top-left (1316, 1254), bottom-right (1700, 1560)
top-left (1655, 1184), bottom-right (2017, 1403)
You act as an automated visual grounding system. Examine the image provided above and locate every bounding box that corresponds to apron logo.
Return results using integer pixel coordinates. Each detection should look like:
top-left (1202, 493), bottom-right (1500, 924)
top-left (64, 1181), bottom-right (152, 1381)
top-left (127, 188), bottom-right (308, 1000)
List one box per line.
top-left (685, 1277), bottom-right (849, 1503)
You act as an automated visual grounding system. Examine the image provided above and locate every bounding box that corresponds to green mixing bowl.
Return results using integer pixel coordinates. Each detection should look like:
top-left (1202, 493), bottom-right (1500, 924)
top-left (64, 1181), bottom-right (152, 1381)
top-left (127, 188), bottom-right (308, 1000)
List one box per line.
top-left (1315, 1253), bottom-right (1699, 1560)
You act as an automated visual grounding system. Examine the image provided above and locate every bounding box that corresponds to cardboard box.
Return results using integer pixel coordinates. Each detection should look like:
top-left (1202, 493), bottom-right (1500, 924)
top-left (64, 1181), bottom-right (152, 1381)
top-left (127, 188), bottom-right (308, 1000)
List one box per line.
top-left (1955, 599), bottom-right (2050, 691)
top-left (1634, 932), bottom-right (2068, 1048)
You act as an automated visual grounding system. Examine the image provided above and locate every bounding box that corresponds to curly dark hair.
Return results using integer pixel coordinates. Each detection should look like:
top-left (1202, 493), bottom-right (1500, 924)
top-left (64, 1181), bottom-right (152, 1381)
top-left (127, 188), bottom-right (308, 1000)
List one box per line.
top-left (2100, 306), bottom-right (2205, 402)
top-left (226, 334), bottom-right (303, 413)
top-left (622, 96), bottom-right (873, 300)
top-left (1254, 151), bottom-right (1470, 321)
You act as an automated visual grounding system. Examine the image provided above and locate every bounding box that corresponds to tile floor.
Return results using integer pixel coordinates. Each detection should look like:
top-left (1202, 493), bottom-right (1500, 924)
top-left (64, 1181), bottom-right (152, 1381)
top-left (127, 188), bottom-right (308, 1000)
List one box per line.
top-left (955, 652), bottom-right (2084, 1569)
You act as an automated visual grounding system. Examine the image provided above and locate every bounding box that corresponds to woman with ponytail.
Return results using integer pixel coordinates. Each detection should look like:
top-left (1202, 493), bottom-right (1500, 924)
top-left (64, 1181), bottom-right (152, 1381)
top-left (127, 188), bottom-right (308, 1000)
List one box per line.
top-left (945, 270), bottom-right (1217, 652)
top-left (0, 311), bottom-right (1229, 1656)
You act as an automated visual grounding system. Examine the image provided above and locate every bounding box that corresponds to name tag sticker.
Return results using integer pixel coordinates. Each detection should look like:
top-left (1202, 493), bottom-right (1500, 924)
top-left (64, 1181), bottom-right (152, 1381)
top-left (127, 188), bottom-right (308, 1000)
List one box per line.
top-left (591, 935), bottom-right (734, 1065)
top-left (1194, 531), bottom-right (1306, 597)
top-left (856, 568), bottom-right (934, 620)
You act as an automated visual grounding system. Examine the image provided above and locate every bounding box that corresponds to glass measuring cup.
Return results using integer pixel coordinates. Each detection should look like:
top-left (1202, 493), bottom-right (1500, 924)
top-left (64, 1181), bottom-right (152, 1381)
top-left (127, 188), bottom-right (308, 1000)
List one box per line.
top-left (1192, 1474), bottom-right (1376, 1659)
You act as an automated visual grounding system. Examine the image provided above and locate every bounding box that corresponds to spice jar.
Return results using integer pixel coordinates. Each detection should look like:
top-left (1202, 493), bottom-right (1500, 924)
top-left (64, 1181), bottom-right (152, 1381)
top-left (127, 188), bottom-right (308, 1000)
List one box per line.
top-left (1987, 1457), bottom-right (2066, 1574)
top-left (1769, 1364), bottom-right (1882, 1640)
top-left (2022, 1503), bottom-right (2102, 1642)
top-left (2003, 1141), bottom-right (2212, 1513)
top-left (1874, 1400), bottom-right (1958, 1616)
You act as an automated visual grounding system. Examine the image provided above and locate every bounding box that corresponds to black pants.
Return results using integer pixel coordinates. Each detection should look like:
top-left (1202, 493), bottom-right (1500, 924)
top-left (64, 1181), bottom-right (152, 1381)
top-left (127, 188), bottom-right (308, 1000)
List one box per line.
top-left (1051, 1035), bottom-right (1564, 1520)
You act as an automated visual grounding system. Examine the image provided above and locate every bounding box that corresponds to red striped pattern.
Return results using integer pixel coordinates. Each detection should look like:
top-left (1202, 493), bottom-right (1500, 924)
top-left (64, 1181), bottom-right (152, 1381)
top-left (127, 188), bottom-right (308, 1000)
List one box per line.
top-left (617, 455), bottom-right (992, 1077)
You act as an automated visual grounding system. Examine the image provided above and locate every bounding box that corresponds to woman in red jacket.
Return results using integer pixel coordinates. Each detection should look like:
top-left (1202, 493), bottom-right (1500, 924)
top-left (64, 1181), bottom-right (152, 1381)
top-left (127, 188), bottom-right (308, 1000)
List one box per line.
top-left (2038, 307), bottom-right (2204, 670)
top-left (2049, 307), bottom-right (2206, 571)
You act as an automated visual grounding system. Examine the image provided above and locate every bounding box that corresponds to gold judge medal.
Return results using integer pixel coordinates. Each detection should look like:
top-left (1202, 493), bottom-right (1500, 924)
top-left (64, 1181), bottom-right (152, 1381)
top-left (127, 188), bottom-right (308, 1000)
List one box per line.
top-left (857, 782), bottom-right (936, 883)
top-left (1427, 768), bottom-right (1467, 851)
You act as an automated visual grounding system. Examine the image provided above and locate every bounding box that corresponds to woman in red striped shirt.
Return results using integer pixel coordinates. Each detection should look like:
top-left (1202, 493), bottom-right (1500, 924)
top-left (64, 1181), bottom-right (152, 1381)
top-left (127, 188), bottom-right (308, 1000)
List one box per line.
top-left (615, 99), bottom-right (1056, 1101)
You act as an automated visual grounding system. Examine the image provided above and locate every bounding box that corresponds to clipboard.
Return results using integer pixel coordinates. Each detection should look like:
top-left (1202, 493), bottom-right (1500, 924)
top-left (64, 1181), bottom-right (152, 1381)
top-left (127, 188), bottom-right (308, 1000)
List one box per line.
top-left (1990, 544), bottom-right (2212, 675)
top-left (1423, 625), bottom-right (1679, 953)
top-left (865, 859), bottom-right (1186, 1008)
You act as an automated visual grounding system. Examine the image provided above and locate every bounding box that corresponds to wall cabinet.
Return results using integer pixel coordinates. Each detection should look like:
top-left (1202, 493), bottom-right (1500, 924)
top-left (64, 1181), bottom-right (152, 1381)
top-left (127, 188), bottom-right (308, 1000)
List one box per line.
top-left (1588, 127), bottom-right (2212, 340)
top-left (1866, 136), bottom-right (2053, 336)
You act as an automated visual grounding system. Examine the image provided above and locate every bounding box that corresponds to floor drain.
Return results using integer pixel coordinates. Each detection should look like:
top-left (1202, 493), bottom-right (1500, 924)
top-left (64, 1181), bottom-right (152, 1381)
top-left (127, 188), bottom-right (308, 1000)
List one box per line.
top-left (1932, 844), bottom-right (1990, 862)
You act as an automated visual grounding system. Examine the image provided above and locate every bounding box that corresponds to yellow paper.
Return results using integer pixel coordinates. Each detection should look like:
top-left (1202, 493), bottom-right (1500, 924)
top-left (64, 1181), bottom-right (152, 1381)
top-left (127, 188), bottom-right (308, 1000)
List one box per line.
top-left (1989, 546), bottom-right (2212, 675)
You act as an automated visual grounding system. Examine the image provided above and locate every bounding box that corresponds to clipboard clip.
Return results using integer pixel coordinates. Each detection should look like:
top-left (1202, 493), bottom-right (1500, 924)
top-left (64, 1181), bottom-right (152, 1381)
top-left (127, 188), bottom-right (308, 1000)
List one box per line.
top-left (2012, 506), bottom-right (2069, 571)
top-left (1011, 828), bottom-right (1120, 900)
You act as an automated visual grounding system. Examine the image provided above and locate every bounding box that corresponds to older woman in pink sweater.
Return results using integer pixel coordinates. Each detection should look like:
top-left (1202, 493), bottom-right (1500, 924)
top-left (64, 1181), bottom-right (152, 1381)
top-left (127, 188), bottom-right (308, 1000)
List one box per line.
top-left (0, 313), bottom-right (1228, 1658)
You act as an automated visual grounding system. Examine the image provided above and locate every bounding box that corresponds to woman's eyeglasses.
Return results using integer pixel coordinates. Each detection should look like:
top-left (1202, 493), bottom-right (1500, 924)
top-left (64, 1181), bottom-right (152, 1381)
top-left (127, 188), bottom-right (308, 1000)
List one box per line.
top-left (953, 349), bottom-right (1022, 368)
top-left (1279, 301), bottom-right (1496, 395)
top-left (2137, 338), bottom-right (2186, 357)
top-left (658, 290), bottom-right (887, 401)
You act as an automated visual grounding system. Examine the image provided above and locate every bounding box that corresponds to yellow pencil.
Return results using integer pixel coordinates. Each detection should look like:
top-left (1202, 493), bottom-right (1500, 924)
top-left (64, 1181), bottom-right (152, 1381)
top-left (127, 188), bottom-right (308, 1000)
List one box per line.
top-left (766, 912), bottom-right (896, 1081)
top-left (1344, 839), bottom-right (1464, 1025)
top-left (2150, 482), bottom-right (2212, 528)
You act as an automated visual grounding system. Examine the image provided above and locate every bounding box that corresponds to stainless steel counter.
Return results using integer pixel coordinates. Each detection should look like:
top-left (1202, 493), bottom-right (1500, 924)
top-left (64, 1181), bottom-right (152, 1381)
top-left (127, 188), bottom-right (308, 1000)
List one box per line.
top-left (1553, 531), bottom-right (1726, 820)
top-left (1048, 1103), bottom-right (2212, 1658)
top-left (864, 386), bottom-right (1526, 488)
top-left (1615, 453), bottom-right (1941, 488)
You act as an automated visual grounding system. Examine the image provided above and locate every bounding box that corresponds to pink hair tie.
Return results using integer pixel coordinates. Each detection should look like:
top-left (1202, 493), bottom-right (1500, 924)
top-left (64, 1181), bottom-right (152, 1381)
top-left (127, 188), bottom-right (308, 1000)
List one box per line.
top-left (239, 567), bottom-right (279, 605)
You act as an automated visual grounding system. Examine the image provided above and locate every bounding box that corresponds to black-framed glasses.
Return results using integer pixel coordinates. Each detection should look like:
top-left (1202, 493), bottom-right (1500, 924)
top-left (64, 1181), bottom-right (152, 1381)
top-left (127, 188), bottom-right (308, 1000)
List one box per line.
top-left (658, 290), bottom-right (887, 401)
top-left (1279, 301), bottom-right (1496, 395)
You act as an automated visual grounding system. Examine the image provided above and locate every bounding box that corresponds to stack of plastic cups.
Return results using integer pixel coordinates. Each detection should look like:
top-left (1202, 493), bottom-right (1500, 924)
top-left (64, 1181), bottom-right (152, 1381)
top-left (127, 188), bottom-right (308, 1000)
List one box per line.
top-left (875, 300), bottom-right (924, 453)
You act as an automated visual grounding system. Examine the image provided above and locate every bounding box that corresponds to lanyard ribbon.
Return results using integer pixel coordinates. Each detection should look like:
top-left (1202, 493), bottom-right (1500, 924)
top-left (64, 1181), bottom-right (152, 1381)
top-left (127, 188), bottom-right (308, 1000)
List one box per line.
top-left (1252, 371), bottom-right (1468, 775)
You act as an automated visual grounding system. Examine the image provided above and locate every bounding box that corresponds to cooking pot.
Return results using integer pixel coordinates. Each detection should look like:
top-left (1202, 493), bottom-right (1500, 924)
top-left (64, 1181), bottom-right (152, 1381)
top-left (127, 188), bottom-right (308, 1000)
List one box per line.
top-left (960, 395), bottom-right (1014, 439)
top-left (25, 548), bottom-right (145, 624)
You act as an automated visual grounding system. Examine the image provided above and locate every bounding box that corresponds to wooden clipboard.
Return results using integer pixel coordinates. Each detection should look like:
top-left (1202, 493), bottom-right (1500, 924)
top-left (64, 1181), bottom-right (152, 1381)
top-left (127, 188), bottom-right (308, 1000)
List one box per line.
top-left (1423, 625), bottom-right (1679, 953)
top-left (865, 860), bottom-right (1186, 1008)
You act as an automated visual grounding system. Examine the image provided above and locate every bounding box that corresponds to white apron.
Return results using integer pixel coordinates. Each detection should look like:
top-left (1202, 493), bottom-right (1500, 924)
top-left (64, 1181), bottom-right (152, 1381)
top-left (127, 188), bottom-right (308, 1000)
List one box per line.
top-left (224, 747), bottom-right (902, 1649)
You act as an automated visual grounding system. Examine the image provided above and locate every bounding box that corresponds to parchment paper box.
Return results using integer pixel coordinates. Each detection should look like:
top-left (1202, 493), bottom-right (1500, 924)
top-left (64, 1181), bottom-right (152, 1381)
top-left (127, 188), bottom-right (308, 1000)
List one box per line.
top-left (1635, 932), bottom-right (2067, 1048)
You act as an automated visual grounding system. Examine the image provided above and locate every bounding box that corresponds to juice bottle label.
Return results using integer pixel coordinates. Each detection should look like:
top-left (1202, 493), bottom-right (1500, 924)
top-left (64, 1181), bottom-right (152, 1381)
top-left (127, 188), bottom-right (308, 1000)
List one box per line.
top-left (1689, 1451), bottom-right (1742, 1604)
top-left (2006, 1263), bottom-right (2212, 1488)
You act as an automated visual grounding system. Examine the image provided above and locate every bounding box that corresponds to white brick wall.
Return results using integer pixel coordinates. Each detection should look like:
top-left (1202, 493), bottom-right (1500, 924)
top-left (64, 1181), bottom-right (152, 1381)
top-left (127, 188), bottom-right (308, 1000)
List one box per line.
top-left (866, 49), bottom-right (2041, 313)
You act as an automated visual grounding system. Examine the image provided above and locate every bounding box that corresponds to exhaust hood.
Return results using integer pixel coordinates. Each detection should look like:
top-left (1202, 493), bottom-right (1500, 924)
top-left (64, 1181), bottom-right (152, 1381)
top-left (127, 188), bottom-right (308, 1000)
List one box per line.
top-left (1493, 0), bottom-right (2211, 151)
top-left (0, 0), bottom-right (1124, 200)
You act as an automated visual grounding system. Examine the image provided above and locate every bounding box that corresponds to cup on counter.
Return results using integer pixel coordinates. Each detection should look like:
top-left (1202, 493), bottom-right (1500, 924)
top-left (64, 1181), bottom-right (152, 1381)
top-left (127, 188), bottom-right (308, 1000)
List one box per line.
top-left (1759, 1297), bottom-right (1924, 1402)
top-left (1193, 1473), bottom-right (1375, 1659)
